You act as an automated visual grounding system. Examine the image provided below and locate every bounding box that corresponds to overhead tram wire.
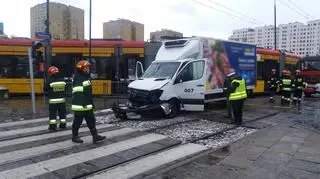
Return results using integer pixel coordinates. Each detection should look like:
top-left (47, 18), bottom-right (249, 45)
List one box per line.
top-left (191, 0), bottom-right (263, 26)
top-left (285, 0), bottom-right (315, 20)
top-left (278, 0), bottom-right (309, 20)
top-left (206, 0), bottom-right (267, 26)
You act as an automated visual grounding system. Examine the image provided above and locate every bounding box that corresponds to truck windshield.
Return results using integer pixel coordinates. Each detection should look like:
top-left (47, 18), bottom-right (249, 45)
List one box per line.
top-left (142, 62), bottom-right (180, 79)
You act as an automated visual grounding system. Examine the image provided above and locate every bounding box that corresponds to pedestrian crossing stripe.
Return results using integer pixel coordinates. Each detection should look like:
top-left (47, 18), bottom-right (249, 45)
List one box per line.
top-left (0, 115), bottom-right (207, 179)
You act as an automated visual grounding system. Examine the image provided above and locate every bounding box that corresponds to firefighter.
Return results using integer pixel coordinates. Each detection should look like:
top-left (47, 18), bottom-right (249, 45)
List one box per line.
top-left (293, 70), bottom-right (306, 105)
top-left (279, 70), bottom-right (293, 105)
top-left (44, 66), bottom-right (67, 131)
top-left (267, 69), bottom-right (278, 102)
top-left (227, 72), bottom-right (247, 125)
top-left (71, 60), bottom-right (106, 143)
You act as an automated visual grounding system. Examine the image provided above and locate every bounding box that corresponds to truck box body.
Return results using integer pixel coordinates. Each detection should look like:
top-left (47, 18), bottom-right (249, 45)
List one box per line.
top-left (113, 37), bottom-right (257, 118)
top-left (155, 37), bottom-right (257, 93)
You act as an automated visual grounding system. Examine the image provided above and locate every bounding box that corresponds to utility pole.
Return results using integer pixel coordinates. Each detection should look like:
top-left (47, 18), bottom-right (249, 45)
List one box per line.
top-left (44, 0), bottom-right (52, 85)
top-left (89, 0), bottom-right (92, 60)
top-left (274, 0), bottom-right (277, 50)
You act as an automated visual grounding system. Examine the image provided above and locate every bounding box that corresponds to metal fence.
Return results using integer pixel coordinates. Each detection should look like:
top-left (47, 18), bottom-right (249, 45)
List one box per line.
top-left (65, 80), bottom-right (130, 97)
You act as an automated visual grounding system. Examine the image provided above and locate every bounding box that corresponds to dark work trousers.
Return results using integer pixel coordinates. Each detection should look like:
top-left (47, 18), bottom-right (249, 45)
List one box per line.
top-left (226, 99), bottom-right (233, 117)
top-left (72, 110), bottom-right (96, 137)
top-left (293, 90), bottom-right (303, 103)
top-left (281, 91), bottom-right (292, 105)
top-left (49, 103), bottom-right (66, 121)
top-left (231, 99), bottom-right (244, 125)
top-left (269, 88), bottom-right (276, 101)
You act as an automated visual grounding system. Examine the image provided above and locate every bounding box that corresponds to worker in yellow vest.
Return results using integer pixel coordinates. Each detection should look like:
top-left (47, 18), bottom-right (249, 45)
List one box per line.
top-left (227, 72), bottom-right (248, 125)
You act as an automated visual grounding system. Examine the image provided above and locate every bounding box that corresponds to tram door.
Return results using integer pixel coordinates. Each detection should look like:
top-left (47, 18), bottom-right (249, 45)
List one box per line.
top-left (264, 60), bottom-right (279, 92)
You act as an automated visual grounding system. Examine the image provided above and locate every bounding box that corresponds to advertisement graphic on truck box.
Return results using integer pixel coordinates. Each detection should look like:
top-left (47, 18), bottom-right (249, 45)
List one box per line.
top-left (202, 39), bottom-right (256, 92)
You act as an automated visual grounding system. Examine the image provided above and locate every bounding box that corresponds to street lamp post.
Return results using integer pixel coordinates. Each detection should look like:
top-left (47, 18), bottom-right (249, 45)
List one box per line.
top-left (274, 0), bottom-right (277, 50)
top-left (44, 0), bottom-right (52, 86)
top-left (89, 0), bottom-right (92, 60)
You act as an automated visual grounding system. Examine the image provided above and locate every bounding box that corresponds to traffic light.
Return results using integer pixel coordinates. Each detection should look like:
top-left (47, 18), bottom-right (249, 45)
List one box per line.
top-left (114, 44), bottom-right (123, 57)
top-left (31, 41), bottom-right (43, 59)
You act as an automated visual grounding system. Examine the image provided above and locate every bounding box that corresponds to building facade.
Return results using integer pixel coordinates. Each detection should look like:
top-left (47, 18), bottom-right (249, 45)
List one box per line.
top-left (30, 2), bottom-right (84, 40)
top-left (229, 20), bottom-right (320, 56)
top-left (150, 29), bottom-right (183, 41)
top-left (103, 19), bottom-right (144, 41)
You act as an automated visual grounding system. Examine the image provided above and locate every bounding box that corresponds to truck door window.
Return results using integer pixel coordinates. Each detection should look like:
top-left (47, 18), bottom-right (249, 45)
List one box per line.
top-left (179, 61), bottom-right (204, 82)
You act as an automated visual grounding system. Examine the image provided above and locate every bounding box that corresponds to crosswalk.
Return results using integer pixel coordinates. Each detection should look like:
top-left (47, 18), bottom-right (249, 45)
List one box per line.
top-left (0, 114), bottom-right (207, 179)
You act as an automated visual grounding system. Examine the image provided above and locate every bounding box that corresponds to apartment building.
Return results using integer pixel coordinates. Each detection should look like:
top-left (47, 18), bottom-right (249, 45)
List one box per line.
top-left (30, 2), bottom-right (84, 40)
top-left (229, 19), bottom-right (320, 55)
top-left (103, 19), bottom-right (144, 41)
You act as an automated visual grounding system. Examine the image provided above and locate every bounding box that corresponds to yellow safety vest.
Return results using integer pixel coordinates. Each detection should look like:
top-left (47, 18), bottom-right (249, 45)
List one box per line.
top-left (229, 79), bottom-right (247, 101)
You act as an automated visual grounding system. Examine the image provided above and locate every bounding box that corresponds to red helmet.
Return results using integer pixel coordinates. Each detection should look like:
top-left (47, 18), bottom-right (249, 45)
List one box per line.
top-left (48, 66), bottom-right (59, 75)
top-left (76, 60), bottom-right (91, 71)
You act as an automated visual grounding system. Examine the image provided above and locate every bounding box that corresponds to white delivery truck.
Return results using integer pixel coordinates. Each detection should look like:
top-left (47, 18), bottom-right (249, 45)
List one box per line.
top-left (113, 37), bottom-right (257, 119)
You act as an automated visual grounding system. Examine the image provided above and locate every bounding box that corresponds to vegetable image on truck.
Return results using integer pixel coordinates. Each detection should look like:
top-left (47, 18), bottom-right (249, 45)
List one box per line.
top-left (204, 39), bottom-right (256, 92)
top-left (112, 37), bottom-right (257, 119)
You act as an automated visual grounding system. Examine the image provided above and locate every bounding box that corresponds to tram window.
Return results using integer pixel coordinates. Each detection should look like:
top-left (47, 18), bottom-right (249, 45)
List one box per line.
top-left (285, 64), bottom-right (295, 74)
top-left (52, 55), bottom-right (78, 78)
top-left (257, 61), bottom-right (265, 80)
top-left (128, 57), bottom-right (137, 81)
top-left (95, 57), bottom-right (114, 80)
top-left (0, 55), bottom-right (35, 78)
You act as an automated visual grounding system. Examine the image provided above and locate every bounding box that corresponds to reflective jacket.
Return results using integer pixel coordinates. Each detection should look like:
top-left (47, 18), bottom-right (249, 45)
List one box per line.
top-left (44, 76), bottom-right (66, 104)
top-left (267, 74), bottom-right (279, 90)
top-left (229, 79), bottom-right (247, 101)
top-left (71, 72), bottom-right (94, 111)
top-left (293, 76), bottom-right (306, 90)
top-left (279, 77), bottom-right (293, 91)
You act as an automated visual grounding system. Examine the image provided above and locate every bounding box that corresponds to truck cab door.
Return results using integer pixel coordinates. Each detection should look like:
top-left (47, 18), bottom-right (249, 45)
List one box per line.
top-left (173, 59), bottom-right (205, 111)
top-left (135, 61), bottom-right (144, 79)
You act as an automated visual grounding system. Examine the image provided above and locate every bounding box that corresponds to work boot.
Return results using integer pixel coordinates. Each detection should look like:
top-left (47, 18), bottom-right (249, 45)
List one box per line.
top-left (72, 136), bottom-right (84, 143)
top-left (48, 124), bottom-right (57, 131)
top-left (91, 129), bottom-right (106, 143)
top-left (269, 97), bottom-right (274, 102)
top-left (59, 119), bottom-right (67, 129)
top-left (59, 123), bottom-right (66, 129)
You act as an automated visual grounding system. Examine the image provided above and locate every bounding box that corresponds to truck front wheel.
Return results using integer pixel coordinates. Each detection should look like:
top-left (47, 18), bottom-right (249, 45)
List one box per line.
top-left (163, 99), bottom-right (179, 119)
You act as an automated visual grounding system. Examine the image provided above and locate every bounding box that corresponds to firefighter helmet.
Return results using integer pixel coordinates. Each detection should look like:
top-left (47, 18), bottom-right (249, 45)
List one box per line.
top-left (48, 66), bottom-right (59, 75)
top-left (76, 60), bottom-right (91, 71)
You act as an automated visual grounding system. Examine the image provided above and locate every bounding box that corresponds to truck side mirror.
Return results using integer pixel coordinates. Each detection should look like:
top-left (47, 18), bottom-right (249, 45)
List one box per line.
top-left (135, 61), bottom-right (144, 79)
top-left (174, 75), bottom-right (183, 84)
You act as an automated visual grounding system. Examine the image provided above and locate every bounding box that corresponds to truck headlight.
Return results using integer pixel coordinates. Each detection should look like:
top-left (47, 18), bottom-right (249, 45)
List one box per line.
top-left (150, 89), bottom-right (163, 103)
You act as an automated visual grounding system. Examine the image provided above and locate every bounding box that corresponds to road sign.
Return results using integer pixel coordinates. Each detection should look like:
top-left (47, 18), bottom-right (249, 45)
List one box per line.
top-left (35, 32), bottom-right (51, 40)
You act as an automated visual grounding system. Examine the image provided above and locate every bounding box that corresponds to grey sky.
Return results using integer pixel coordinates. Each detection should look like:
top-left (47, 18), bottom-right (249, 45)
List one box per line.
top-left (0, 0), bottom-right (319, 40)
